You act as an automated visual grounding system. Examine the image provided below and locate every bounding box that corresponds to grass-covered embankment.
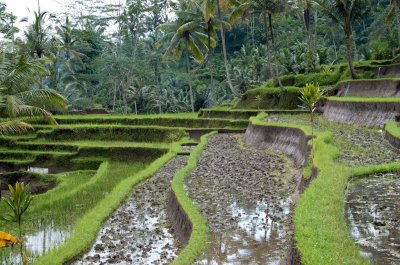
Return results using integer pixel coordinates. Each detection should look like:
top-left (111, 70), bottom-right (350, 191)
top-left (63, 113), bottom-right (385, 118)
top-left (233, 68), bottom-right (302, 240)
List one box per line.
top-left (234, 87), bottom-right (304, 110)
top-left (170, 131), bottom-right (217, 265)
top-left (35, 124), bottom-right (188, 142)
top-left (385, 121), bottom-right (400, 138)
top-left (328, 96), bottom-right (400, 103)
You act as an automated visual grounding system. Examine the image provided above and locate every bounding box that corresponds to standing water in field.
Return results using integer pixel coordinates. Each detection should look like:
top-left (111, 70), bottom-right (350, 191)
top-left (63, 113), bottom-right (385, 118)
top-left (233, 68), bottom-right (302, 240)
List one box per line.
top-left (186, 134), bottom-right (300, 264)
top-left (346, 172), bottom-right (400, 264)
top-left (0, 223), bottom-right (72, 264)
top-left (75, 156), bottom-right (188, 265)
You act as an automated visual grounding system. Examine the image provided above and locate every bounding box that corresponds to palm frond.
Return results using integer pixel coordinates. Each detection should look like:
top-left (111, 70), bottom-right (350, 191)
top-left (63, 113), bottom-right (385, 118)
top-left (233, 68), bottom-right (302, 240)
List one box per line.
top-left (0, 120), bottom-right (33, 135)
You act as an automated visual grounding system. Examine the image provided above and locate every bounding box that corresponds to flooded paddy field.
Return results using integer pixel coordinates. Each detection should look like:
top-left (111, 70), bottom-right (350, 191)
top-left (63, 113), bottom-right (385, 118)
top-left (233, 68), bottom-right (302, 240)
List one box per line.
top-left (264, 114), bottom-right (400, 167)
top-left (75, 155), bottom-right (188, 265)
top-left (346, 172), bottom-right (400, 264)
top-left (186, 134), bottom-right (300, 264)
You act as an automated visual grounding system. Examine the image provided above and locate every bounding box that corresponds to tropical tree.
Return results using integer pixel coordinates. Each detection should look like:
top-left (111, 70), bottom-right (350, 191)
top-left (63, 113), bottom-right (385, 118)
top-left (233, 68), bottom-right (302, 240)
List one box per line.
top-left (0, 52), bottom-right (67, 133)
top-left (315, 0), bottom-right (369, 79)
top-left (386, 0), bottom-right (400, 45)
top-left (231, 0), bottom-right (285, 88)
top-left (156, 9), bottom-right (215, 112)
top-left (23, 5), bottom-right (49, 58)
top-left (202, 0), bottom-right (238, 96)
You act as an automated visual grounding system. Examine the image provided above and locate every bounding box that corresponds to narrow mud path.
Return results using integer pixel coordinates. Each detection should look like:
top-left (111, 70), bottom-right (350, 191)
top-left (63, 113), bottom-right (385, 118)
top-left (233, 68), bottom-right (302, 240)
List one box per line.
top-left (186, 134), bottom-right (300, 264)
top-left (75, 155), bottom-right (188, 265)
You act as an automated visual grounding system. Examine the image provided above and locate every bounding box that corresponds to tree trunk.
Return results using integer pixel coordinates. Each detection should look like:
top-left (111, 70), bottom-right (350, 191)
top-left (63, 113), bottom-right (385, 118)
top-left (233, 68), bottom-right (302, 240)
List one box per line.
top-left (263, 14), bottom-right (283, 89)
top-left (268, 13), bottom-right (274, 45)
top-left (345, 31), bottom-right (357, 79)
top-left (134, 100), bottom-right (138, 115)
top-left (216, 0), bottom-right (237, 96)
top-left (112, 82), bottom-right (117, 112)
top-left (395, 0), bottom-right (400, 45)
top-left (186, 45), bottom-right (195, 112)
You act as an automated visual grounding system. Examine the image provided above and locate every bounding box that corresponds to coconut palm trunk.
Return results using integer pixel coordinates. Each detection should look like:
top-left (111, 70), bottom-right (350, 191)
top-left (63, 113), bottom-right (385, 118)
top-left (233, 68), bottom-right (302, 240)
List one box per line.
top-left (263, 14), bottom-right (283, 89)
top-left (186, 45), bottom-right (195, 112)
top-left (216, 0), bottom-right (237, 97)
top-left (395, 0), bottom-right (400, 45)
top-left (344, 31), bottom-right (357, 79)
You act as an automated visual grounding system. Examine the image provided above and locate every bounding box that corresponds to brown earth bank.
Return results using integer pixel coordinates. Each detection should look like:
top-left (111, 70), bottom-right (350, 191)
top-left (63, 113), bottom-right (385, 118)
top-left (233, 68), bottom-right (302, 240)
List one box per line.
top-left (244, 123), bottom-right (311, 167)
top-left (356, 64), bottom-right (400, 78)
top-left (323, 100), bottom-right (400, 127)
top-left (185, 134), bottom-right (301, 264)
top-left (336, 80), bottom-right (400, 97)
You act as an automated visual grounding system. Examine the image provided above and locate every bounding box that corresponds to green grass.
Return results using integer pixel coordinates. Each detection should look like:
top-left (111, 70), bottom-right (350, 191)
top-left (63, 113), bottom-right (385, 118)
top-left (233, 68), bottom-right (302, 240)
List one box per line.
top-left (385, 121), bottom-right (400, 138)
top-left (54, 113), bottom-right (198, 120)
top-left (170, 131), bottom-right (217, 265)
top-left (34, 145), bottom-right (180, 265)
top-left (234, 86), bottom-right (304, 110)
top-left (328, 96), bottom-right (400, 103)
top-left (35, 125), bottom-right (188, 142)
top-left (264, 64), bottom-right (348, 88)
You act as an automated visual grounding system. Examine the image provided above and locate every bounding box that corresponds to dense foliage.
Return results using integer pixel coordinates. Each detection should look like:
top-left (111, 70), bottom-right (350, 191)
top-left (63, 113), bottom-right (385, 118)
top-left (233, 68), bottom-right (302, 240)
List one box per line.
top-left (0, 0), bottom-right (398, 114)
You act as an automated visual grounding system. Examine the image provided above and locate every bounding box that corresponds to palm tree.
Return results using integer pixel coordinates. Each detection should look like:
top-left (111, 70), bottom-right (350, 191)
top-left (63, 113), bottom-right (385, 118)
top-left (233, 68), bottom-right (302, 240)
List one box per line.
top-left (201, 0), bottom-right (240, 96)
top-left (23, 3), bottom-right (49, 58)
top-left (202, 0), bottom-right (240, 96)
top-left (386, 0), bottom-right (400, 46)
top-left (231, 0), bottom-right (285, 88)
top-left (315, 0), bottom-right (369, 79)
top-left (0, 52), bottom-right (67, 134)
top-left (156, 9), bottom-right (215, 112)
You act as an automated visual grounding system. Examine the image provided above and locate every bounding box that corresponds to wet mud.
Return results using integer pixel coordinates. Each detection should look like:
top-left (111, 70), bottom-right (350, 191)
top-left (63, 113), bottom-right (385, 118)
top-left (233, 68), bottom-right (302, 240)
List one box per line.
top-left (75, 155), bottom-right (188, 265)
top-left (264, 115), bottom-right (400, 167)
top-left (186, 134), bottom-right (299, 264)
top-left (346, 172), bottom-right (400, 264)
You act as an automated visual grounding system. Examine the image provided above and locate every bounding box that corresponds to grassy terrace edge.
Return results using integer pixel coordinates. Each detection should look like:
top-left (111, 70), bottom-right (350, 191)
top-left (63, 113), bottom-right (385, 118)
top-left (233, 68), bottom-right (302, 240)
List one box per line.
top-left (170, 131), bottom-right (217, 265)
top-left (34, 144), bottom-right (181, 265)
top-left (248, 115), bottom-right (367, 265)
top-left (328, 96), bottom-right (400, 103)
top-left (385, 121), bottom-right (400, 138)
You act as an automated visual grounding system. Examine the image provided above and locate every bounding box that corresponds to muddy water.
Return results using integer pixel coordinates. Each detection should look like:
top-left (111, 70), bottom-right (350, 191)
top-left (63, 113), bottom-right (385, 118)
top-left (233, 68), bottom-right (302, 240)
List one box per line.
top-left (186, 134), bottom-right (299, 264)
top-left (346, 172), bottom-right (400, 264)
top-left (75, 155), bottom-right (188, 265)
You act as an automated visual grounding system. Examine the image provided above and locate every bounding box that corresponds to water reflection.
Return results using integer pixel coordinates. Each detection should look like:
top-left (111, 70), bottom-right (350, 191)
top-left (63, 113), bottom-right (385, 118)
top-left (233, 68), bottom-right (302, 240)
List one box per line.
top-left (1, 223), bottom-right (72, 264)
top-left (197, 199), bottom-right (292, 264)
top-left (346, 173), bottom-right (400, 264)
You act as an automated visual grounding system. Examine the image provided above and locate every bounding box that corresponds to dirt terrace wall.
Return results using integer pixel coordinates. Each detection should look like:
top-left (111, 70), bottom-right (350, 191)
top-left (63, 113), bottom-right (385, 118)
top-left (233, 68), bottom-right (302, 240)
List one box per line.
top-left (324, 100), bottom-right (400, 127)
top-left (244, 123), bottom-right (311, 167)
top-left (357, 64), bottom-right (400, 78)
top-left (336, 80), bottom-right (400, 97)
top-left (167, 188), bottom-right (192, 247)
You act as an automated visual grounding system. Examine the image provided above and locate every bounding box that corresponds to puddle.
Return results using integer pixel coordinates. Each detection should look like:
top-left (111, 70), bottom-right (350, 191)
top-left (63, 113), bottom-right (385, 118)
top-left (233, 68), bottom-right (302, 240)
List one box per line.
top-left (28, 167), bottom-right (49, 174)
top-left (186, 134), bottom-right (298, 264)
top-left (181, 145), bottom-right (197, 152)
top-left (346, 172), bottom-right (400, 264)
top-left (75, 156), bottom-right (188, 265)
top-left (0, 223), bottom-right (72, 264)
